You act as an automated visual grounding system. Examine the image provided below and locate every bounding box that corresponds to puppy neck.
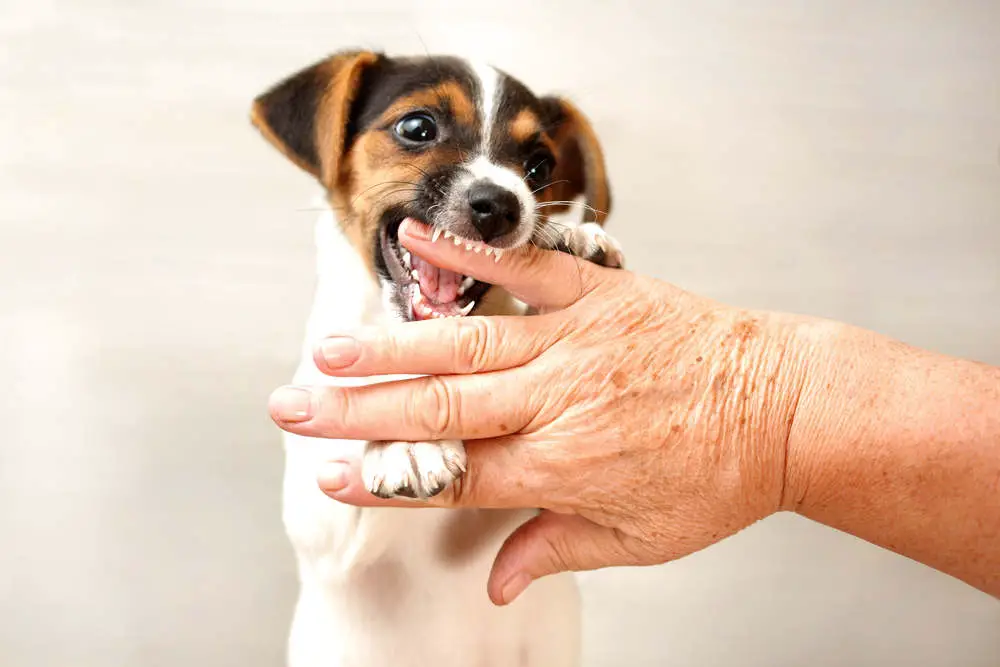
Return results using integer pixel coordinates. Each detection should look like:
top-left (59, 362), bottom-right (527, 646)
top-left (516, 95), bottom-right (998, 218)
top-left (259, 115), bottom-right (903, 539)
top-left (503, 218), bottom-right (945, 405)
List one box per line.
top-left (302, 204), bottom-right (393, 352)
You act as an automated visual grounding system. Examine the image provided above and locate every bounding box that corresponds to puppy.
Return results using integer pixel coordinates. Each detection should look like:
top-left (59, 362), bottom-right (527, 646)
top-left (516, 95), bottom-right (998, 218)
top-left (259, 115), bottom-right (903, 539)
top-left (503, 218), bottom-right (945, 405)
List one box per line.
top-left (251, 50), bottom-right (625, 667)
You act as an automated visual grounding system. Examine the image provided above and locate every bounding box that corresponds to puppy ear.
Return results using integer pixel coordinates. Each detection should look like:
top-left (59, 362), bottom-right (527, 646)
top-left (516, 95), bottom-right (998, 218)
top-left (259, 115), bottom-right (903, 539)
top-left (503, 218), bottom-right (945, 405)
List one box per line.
top-left (250, 50), bottom-right (382, 185)
top-left (539, 97), bottom-right (612, 225)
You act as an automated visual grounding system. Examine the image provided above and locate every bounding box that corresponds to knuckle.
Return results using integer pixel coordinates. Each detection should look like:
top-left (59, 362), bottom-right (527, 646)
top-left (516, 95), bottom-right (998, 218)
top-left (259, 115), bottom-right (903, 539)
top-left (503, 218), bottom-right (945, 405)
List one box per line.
top-left (532, 520), bottom-right (573, 573)
top-left (415, 376), bottom-right (460, 436)
top-left (453, 317), bottom-right (496, 373)
top-left (378, 333), bottom-right (402, 366)
top-left (316, 387), bottom-right (351, 431)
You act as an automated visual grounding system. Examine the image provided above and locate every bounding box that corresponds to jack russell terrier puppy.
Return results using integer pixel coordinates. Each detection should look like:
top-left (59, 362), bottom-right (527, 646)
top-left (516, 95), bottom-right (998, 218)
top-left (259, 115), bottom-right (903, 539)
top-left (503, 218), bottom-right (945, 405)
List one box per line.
top-left (251, 49), bottom-right (625, 667)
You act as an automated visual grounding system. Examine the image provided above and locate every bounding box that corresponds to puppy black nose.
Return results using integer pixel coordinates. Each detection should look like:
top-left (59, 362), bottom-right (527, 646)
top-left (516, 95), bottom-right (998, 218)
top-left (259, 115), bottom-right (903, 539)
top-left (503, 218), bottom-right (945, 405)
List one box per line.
top-left (467, 181), bottom-right (520, 242)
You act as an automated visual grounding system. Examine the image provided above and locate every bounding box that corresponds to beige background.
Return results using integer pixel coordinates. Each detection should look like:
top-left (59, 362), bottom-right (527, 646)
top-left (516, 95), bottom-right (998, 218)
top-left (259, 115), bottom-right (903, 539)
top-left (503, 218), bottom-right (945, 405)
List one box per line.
top-left (2, 1), bottom-right (998, 665)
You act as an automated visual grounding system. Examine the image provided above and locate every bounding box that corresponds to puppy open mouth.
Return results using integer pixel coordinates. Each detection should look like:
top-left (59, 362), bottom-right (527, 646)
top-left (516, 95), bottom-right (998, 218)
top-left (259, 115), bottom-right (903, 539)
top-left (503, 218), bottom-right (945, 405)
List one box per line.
top-left (379, 220), bottom-right (496, 321)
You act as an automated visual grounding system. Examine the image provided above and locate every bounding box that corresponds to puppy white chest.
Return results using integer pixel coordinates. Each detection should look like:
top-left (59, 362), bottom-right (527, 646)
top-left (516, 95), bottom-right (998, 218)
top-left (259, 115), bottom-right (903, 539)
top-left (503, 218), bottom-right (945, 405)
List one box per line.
top-left (280, 211), bottom-right (580, 667)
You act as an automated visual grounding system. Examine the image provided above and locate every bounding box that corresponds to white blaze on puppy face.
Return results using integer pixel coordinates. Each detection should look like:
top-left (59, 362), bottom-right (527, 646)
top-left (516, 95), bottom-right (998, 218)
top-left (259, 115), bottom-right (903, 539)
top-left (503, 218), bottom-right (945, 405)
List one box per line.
top-left (471, 60), bottom-right (499, 151)
top-left (461, 61), bottom-right (538, 247)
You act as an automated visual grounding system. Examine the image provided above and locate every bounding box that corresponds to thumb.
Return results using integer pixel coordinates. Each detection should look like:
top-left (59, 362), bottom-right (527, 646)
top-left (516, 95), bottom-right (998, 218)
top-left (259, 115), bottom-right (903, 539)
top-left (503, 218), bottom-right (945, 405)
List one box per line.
top-left (488, 511), bottom-right (646, 605)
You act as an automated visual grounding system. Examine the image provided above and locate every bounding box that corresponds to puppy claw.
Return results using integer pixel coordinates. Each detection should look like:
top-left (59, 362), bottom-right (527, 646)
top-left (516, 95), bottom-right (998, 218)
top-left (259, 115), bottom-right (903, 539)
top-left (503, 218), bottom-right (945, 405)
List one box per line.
top-left (365, 471), bottom-right (386, 497)
top-left (443, 448), bottom-right (467, 475)
top-left (559, 222), bottom-right (625, 269)
top-left (362, 440), bottom-right (467, 500)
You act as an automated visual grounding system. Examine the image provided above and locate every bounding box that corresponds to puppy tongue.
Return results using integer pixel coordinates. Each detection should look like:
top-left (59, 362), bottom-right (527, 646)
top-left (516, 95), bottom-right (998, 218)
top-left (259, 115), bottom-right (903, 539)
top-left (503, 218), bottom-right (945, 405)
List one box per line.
top-left (412, 254), bottom-right (461, 303)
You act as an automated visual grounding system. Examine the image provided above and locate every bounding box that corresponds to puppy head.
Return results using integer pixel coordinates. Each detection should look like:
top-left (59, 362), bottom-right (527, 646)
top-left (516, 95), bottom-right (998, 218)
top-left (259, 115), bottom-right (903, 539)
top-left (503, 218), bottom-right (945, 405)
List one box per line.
top-left (251, 50), bottom-right (611, 320)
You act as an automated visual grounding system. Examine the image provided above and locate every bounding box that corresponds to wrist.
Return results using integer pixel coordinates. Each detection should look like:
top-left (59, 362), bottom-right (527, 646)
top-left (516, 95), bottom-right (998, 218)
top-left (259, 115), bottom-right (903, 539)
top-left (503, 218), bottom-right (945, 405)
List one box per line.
top-left (719, 309), bottom-right (825, 523)
top-left (779, 317), bottom-right (887, 514)
top-left (777, 317), bottom-right (1000, 596)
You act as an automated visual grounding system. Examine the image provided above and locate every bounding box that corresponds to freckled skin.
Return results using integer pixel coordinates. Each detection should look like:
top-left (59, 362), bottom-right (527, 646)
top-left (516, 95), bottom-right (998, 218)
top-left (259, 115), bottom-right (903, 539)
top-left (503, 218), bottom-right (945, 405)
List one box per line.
top-left (495, 274), bottom-right (802, 565)
top-left (304, 226), bottom-right (1000, 602)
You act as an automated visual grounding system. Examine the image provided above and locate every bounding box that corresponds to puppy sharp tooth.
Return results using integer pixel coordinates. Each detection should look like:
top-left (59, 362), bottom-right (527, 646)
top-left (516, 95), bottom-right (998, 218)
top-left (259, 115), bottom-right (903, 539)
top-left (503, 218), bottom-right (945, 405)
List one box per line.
top-left (453, 237), bottom-right (461, 246)
top-left (473, 245), bottom-right (482, 254)
top-left (431, 228), bottom-right (442, 243)
top-left (443, 230), bottom-right (453, 239)
top-left (493, 249), bottom-right (503, 263)
top-left (402, 250), bottom-right (411, 265)
top-left (411, 269), bottom-right (420, 280)
top-left (458, 301), bottom-right (476, 316)
top-left (485, 248), bottom-right (494, 257)
top-left (465, 243), bottom-right (474, 251)
top-left (460, 276), bottom-right (475, 293)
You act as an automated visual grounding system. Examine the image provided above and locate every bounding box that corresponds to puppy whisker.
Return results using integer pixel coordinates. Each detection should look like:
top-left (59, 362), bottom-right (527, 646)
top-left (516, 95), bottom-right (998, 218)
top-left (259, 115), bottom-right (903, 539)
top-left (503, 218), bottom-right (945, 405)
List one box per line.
top-left (535, 200), bottom-right (608, 218)
top-left (530, 216), bottom-right (570, 249)
top-left (400, 163), bottom-right (431, 179)
top-left (351, 180), bottom-right (421, 207)
top-left (530, 179), bottom-right (569, 195)
top-left (369, 187), bottom-right (423, 208)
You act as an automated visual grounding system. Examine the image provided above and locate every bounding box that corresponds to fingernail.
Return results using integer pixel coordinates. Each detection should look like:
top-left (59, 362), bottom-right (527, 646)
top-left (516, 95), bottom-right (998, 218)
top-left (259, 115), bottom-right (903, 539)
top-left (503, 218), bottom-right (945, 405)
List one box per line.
top-left (500, 573), bottom-right (531, 605)
top-left (399, 217), bottom-right (432, 241)
top-left (271, 386), bottom-right (313, 422)
top-left (318, 462), bottom-right (349, 493)
top-left (319, 336), bottom-right (360, 369)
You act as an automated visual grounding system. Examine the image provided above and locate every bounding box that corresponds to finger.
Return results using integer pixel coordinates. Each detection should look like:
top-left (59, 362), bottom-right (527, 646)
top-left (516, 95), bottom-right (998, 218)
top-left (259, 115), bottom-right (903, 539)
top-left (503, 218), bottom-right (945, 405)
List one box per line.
top-left (398, 218), bottom-right (602, 310)
top-left (487, 511), bottom-right (646, 605)
top-left (312, 313), bottom-right (567, 377)
top-left (315, 460), bottom-right (402, 507)
top-left (269, 373), bottom-right (540, 442)
top-left (317, 436), bottom-right (544, 510)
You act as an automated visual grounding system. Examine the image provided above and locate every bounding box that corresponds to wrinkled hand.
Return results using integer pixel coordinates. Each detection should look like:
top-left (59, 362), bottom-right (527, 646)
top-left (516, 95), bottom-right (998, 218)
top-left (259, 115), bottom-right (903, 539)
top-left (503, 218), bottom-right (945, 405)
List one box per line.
top-left (270, 219), bottom-right (812, 605)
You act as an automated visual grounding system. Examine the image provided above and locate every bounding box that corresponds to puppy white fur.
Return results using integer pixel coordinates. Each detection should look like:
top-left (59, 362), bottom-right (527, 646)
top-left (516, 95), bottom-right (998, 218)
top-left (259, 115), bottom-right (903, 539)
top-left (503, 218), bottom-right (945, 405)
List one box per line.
top-left (282, 209), bottom-right (583, 666)
top-left (252, 51), bottom-right (623, 666)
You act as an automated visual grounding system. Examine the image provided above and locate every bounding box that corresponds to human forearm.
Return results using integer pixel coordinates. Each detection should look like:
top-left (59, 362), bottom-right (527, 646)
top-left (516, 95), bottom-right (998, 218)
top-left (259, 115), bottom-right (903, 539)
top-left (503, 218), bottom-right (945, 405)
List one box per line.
top-left (786, 322), bottom-right (1000, 596)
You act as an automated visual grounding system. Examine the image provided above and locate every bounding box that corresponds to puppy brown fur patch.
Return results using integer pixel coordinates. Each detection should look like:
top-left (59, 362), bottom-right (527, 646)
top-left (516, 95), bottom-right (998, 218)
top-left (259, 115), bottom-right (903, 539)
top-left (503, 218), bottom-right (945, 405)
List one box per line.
top-left (250, 50), bottom-right (382, 183)
top-left (332, 128), bottom-right (464, 273)
top-left (329, 77), bottom-right (484, 267)
top-left (381, 82), bottom-right (477, 127)
top-left (542, 98), bottom-right (612, 225)
top-left (510, 108), bottom-right (541, 144)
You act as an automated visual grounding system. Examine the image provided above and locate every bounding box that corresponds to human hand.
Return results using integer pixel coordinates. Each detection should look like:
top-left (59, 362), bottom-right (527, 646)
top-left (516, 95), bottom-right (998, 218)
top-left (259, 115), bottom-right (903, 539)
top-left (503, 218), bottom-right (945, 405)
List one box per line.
top-left (270, 219), bottom-right (817, 605)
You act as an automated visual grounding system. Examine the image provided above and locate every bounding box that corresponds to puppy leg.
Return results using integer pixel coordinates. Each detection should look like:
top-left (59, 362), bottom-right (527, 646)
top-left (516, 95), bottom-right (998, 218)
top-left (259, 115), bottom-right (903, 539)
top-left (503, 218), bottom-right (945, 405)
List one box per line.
top-left (362, 440), bottom-right (467, 499)
top-left (557, 222), bottom-right (625, 269)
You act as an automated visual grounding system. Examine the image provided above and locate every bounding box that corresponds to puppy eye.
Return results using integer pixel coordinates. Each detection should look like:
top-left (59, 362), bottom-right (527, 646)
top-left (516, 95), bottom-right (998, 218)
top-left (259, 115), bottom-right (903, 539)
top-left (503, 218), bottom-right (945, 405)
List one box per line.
top-left (524, 154), bottom-right (554, 187)
top-left (394, 113), bottom-right (438, 144)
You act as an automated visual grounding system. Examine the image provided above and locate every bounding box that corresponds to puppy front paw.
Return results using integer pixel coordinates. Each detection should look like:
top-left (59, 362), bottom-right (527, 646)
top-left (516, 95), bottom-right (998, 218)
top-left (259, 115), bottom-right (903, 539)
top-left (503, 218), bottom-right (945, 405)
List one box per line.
top-left (362, 440), bottom-right (467, 499)
top-left (558, 222), bottom-right (625, 269)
